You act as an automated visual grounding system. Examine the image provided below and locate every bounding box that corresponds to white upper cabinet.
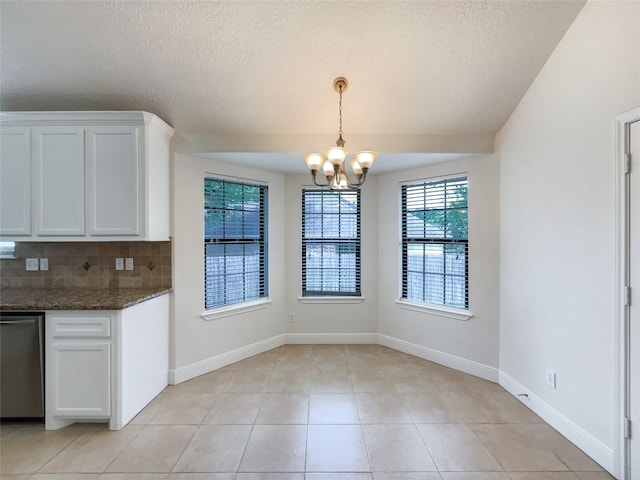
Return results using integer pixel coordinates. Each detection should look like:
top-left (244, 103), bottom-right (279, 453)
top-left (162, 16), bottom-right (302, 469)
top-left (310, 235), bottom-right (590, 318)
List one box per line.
top-left (86, 126), bottom-right (141, 236)
top-left (33, 127), bottom-right (85, 236)
top-left (0, 127), bottom-right (31, 235)
top-left (0, 112), bottom-right (174, 241)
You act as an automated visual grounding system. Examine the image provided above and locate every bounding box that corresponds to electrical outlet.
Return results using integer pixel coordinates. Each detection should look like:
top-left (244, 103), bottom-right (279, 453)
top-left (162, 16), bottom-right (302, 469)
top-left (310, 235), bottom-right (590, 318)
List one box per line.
top-left (125, 258), bottom-right (134, 270)
top-left (26, 258), bottom-right (39, 271)
top-left (39, 258), bottom-right (49, 271)
top-left (289, 313), bottom-right (295, 324)
top-left (115, 258), bottom-right (124, 270)
top-left (546, 369), bottom-right (556, 388)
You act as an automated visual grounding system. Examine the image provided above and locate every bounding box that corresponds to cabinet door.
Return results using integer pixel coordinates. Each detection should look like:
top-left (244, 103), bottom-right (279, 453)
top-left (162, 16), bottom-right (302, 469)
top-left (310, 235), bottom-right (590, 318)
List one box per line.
top-left (50, 342), bottom-right (111, 417)
top-left (86, 126), bottom-right (142, 236)
top-left (0, 127), bottom-right (31, 235)
top-left (33, 127), bottom-right (85, 236)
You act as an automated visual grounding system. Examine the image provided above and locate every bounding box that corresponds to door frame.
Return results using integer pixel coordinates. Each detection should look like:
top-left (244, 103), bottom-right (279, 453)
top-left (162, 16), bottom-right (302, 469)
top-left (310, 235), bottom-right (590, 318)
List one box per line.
top-left (616, 106), bottom-right (640, 480)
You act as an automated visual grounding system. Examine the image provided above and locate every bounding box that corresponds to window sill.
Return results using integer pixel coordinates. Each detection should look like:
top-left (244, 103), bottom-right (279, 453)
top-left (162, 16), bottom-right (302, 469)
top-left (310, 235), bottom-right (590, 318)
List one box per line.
top-left (396, 299), bottom-right (473, 321)
top-left (201, 298), bottom-right (272, 321)
top-left (298, 296), bottom-right (365, 304)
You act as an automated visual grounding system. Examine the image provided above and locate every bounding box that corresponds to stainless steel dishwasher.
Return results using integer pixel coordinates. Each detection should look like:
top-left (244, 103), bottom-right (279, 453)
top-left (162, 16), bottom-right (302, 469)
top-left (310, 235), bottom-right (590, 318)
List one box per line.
top-left (0, 312), bottom-right (45, 420)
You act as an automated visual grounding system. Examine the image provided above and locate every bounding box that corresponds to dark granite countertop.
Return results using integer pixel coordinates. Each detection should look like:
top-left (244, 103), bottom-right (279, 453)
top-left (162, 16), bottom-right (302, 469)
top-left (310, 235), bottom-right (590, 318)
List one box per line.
top-left (0, 287), bottom-right (172, 311)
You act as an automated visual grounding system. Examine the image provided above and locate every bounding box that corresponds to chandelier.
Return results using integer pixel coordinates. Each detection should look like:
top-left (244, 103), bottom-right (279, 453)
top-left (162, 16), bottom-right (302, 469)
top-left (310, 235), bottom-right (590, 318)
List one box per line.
top-left (304, 77), bottom-right (377, 190)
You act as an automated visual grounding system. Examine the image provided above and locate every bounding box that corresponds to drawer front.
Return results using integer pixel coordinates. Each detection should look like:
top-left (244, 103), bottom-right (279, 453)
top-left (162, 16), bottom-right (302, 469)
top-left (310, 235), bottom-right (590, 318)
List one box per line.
top-left (50, 315), bottom-right (110, 338)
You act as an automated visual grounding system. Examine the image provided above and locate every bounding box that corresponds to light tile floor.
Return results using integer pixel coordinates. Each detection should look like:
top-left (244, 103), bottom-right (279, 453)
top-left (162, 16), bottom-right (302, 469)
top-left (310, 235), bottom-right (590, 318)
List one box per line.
top-left (1, 344), bottom-right (615, 480)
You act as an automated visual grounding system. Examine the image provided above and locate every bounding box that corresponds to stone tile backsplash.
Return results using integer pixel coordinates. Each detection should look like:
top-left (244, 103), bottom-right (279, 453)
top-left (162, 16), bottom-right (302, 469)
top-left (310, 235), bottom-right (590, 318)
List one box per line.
top-left (0, 241), bottom-right (172, 289)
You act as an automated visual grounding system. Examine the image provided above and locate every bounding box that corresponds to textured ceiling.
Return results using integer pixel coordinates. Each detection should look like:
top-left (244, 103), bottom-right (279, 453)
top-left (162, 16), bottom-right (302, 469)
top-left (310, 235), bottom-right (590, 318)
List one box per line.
top-left (0, 0), bottom-right (585, 172)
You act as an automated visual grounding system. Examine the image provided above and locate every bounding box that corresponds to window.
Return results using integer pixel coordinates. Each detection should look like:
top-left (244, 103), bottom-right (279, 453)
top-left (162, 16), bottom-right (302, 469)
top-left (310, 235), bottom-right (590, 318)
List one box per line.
top-left (204, 178), bottom-right (268, 310)
top-left (302, 189), bottom-right (361, 296)
top-left (0, 241), bottom-right (16, 259)
top-left (401, 176), bottom-right (468, 309)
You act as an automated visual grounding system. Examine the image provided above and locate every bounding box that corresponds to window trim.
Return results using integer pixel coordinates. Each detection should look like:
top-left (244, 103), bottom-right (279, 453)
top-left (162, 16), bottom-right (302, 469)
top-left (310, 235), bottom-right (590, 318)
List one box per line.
top-left (297, 296), bottom-right (365, 304)
top-left (399, 174), bottom-right (469, 311)
top-left (301, 188), bottom-right (362, 297)
top-left (201, 298), bottom-right (272, 321)
top-left (395, 298), bottom-right (472, 321)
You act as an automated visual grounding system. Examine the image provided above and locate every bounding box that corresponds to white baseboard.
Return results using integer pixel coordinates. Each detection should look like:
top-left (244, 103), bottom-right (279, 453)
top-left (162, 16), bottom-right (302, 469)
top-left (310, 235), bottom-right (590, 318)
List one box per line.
top-left (170, 332), bottom-right (497, 385)
top-left (378, 334), bottom-right (499, 383)
top-left (499, 370), bottom-right (613, 474)
top-left (168, 334), bottom-right (285, 384)
top-left (169, 332), bottom-right (375, 385)
top-left (285, 332), bottom-right (379, 344)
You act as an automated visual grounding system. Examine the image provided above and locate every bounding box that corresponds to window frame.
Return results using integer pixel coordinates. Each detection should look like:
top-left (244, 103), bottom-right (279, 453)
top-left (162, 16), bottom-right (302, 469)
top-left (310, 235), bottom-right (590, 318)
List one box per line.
top-left (203, 176), bottom-right (268, 316)
top-left (399, 175), bottom-right (469, 314)
top-left (301, 188), bottom-right (362, 298)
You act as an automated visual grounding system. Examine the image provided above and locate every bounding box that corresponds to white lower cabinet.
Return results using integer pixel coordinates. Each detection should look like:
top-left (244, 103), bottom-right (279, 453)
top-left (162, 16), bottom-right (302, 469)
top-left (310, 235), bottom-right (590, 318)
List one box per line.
top-left (49, 342), bottom-right (111, 418)
top-left (45, 294), bottom-right (169, 430)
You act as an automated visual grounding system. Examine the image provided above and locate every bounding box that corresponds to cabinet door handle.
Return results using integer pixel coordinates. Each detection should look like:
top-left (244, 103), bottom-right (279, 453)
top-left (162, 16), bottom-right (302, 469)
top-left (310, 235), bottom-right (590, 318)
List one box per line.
top-left (0, 319), bottom-right (37, 325)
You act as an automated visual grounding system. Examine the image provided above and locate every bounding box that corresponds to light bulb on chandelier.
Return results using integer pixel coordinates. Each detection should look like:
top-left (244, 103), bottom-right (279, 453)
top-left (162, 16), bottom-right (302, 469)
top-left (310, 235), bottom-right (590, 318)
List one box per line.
top-left (303, 77), bottom-right (377, 190)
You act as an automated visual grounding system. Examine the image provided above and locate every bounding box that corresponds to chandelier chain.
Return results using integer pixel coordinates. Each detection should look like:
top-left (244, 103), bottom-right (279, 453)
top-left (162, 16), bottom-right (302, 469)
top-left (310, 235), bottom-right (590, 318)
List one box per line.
top-left (338, 84), bottom-right (343, 138)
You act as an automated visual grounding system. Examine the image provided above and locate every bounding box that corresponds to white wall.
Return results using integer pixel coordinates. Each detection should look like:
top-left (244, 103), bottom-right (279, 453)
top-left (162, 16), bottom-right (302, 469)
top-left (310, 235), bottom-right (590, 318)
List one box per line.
top-left (377, 155), bottom-right (501, 377)
top-left (283, 174), bottom-right (379, 341)
top-left (171, 153), bottom-right (286, 380)
top-left (497, 0), bottom-right (640, 470)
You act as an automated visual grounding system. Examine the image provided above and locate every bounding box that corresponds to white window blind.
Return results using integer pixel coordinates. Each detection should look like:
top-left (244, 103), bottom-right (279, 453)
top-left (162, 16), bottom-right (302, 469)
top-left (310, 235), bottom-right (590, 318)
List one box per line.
top-left (302, 189), bottom-right (361, 296)
top-left (204, 178), bottom-right (268, 309)
top-left (401, 176), bottom-right (468, 309)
